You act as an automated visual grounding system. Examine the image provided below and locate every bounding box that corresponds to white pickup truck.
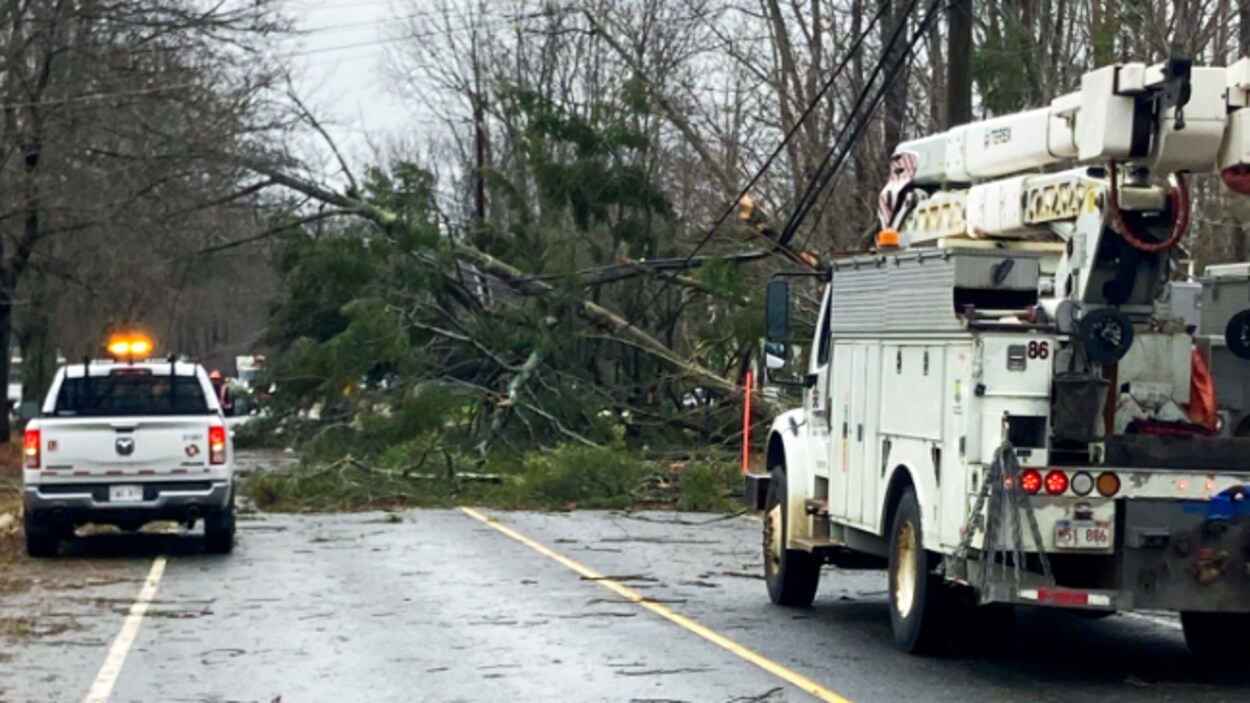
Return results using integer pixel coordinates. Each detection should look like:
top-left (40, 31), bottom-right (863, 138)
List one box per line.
top-left (21, 357), bottom-right (236, 556)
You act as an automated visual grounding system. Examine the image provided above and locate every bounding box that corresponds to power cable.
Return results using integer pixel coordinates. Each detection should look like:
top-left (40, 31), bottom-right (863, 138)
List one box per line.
top-left (287, 9), bottom-right (566, 58)
top-left (795, 0), bottom-right (945, 253)
top-left (778, 0), bottom-right (923, 247)
top-left (0, 83), bottom-right (200, 111)
top-left (288, 0), bottom-right (405, 11)
top-left (0, 15), bottom-right (566, 111)
top-left (623, 0), bottom-right (893, 325)
top-left (294, 4), bottom-right (571, 37)
top-left (678, 0), bottom-right (893, 266)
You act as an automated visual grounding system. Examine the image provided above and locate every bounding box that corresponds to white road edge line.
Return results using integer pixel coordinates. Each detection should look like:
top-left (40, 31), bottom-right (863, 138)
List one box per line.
top-left (82, 556), bottom-right (168, 703)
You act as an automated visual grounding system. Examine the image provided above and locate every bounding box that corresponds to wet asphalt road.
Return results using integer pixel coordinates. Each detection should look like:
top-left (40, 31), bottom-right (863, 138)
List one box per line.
top-left (4, 491), bottom-right (1250, 701)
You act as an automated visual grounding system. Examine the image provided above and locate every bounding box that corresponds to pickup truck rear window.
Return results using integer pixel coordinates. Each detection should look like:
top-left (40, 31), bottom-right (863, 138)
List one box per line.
top-left (52, 375), bottom-right (209, 416)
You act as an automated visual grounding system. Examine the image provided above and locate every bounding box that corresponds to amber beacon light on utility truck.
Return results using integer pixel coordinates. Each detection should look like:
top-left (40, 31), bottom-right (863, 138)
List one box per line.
top-left (747, 57), bottom-right (1250, 657)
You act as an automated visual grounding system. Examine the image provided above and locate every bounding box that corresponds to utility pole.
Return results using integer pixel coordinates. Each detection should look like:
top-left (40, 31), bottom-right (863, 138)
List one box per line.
top-left (470, 30), bottom-right (491, 303)
top-left (474, 96), bottom-right (486, 239)
top-left (470, 28), bottom-right (487, 250)
top-left (881, 0), bottom-right (909, 151)
top-left (945, 0), bottom-right (973, 129)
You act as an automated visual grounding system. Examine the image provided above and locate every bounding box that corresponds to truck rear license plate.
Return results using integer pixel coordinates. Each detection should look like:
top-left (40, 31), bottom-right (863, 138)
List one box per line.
top-left (109, 485), bottom-right (144, 503)
top-left (1055, 520), bottom-right (1111, 549)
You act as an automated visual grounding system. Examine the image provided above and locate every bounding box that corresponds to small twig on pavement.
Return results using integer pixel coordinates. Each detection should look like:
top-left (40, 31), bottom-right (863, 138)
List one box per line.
top-left (621, 510), bottom-right (748, 526)
top-left (726, 688), bottom-right (784, 703)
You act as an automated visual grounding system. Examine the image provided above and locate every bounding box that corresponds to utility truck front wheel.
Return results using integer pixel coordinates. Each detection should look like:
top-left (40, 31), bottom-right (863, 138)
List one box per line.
top-left (763, 467), bottom-right (820, 606)
top-left (888, 487), bottom-right (945, 654)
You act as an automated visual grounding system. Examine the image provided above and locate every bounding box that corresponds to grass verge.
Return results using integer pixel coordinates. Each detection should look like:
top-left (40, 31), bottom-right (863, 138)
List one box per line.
top-left (0, 442), bottom-right (24, 562)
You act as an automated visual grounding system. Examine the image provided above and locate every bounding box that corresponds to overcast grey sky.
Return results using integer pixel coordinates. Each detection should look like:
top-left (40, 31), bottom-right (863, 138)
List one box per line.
top-left (285, 0), bottom-right (416, 172)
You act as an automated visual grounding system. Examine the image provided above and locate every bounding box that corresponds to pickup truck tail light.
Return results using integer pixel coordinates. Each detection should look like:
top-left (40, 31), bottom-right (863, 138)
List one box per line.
top-left (23, 429), bottom-right (40, 469)
top-left (209, 425), bottom-right (227, 465)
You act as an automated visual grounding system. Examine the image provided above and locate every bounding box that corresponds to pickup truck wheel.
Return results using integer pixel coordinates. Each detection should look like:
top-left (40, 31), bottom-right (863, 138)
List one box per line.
top-left (1181, 611), bottom-right (1250, 657)
top-left (23, 513), bottom-right (58, 558)
top-left (888, 487), bottom-right (944, 654)
top-left (764, 467), bottom-right (820, 607)
top-left (204, 500), bottom-right (236, 555)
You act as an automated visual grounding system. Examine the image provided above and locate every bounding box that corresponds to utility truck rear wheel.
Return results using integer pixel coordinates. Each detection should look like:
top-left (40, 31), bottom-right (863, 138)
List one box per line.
top-left (888, 488), bottom-right (945, 654)
top-left (1181, 611), bottom-right (1250, 658)
top-left (764, 467), bottom-right (820, 606)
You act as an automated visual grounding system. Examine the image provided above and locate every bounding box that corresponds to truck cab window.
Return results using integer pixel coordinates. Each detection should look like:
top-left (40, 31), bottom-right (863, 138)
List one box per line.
top-left (53, 375), bottom-right (209, 417)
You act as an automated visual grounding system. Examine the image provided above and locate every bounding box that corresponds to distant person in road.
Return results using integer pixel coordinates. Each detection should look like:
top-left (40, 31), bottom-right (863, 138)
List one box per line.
top-left (209, 369), bottom-right (234, 416)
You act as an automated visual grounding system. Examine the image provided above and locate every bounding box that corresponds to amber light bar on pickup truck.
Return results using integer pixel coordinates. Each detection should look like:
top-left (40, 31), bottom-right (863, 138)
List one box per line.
top-left (105, 333), bottom-right (153, 361)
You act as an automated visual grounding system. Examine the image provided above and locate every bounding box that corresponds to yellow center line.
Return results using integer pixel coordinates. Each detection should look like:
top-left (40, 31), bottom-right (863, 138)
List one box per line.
top-left (458, 506), bottom-right (854, 703)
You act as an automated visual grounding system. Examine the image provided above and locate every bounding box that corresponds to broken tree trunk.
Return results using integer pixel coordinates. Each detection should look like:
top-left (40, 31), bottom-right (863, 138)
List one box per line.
top-left (246, 164), bottom-right (753, 406)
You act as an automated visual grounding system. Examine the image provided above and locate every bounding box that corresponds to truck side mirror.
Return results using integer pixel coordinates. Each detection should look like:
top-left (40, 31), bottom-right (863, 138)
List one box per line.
top-left (764, 341), bottom-right (788, 370)
top-left (765, 279), bottom-right (790, 343)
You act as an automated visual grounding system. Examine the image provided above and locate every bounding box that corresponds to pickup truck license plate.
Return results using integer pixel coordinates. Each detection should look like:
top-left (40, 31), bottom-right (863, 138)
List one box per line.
top-left (1055, 519), bottom-right (1112, 549)
top-left (109, 485), bottom-right (144, 503)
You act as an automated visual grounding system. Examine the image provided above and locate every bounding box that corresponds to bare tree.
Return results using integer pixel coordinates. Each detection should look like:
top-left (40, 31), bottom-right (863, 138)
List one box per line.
top-left (0, 1), bottom-right (293, 433)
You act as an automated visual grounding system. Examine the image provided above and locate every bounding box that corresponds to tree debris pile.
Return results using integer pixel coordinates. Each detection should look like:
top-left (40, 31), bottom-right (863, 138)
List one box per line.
top-left (242, 366), bottom-right (741, 512)
top-left (254, 92), bottom-right (775, 491)
top-left (242, 440), bottom-right (742, 514)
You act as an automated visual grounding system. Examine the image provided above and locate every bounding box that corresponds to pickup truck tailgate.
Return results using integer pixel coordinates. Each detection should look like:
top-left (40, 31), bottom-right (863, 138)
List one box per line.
top-left (41, 417), bottom-right (215, 472)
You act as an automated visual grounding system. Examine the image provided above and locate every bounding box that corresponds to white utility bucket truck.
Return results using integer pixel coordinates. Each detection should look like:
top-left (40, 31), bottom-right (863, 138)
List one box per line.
top-left (747, 57), bottom-right (1250, 656)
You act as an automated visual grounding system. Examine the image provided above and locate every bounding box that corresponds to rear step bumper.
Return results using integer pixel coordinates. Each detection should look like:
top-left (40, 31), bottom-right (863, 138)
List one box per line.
top-left (982, 583), bottom-right (1122, 611)
top-left (24, 480), bottom-right (231, 524)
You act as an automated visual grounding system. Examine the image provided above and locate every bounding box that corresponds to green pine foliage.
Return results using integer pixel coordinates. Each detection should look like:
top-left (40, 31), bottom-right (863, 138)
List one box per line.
top-left (252, 86), bottom-right (757, 513)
